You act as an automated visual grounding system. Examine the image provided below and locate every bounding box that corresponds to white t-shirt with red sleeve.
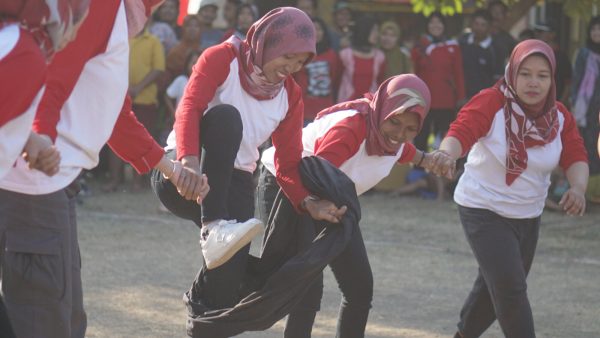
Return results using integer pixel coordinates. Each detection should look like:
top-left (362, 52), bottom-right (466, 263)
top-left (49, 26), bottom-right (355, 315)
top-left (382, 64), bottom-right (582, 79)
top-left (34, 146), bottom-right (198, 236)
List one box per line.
top-left (261, 109), bottom-right (416, 196)
top-left (0, 23), bottom-right (46, 180)
top-left (166, 42), bottom-right (310, 207)
top-left (448, 88), bottom-right (588, 219)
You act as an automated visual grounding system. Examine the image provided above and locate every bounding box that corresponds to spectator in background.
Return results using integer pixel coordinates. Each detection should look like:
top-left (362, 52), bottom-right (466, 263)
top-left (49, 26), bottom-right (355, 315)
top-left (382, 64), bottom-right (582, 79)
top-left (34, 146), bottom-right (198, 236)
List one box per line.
top-left (294, 17), bottom-right (342, 123)
top-left (166, 51), bottom-right (201, 123)
top-left (197, 0), bottom-right (224, 50)
top-left (330, 1), bottom-right (353, 51)
top-left (166, 14), bottom-right (202, 80)
top-left (296, 0), bottom-right (317, 18)
top-left (518, 28), bottom-right (535, 41)
top-left (411, 11), bottom-right (464, 200)
top-left (105, 23), bottom-right (165, 192)
top-left (535, 21), bottom-right (572, 102)
top-left (338, 15), bottom-right (386, 103)
top-left (223, 0), bottom-right (241, 31)
top-left (571, 16), bottom-right (600, 201)
top-left (150, 0), bottom-right (180, 54)
top-left (221, 3), bottom-right (259, 42)
top-left (488, 0), bottom-right (517, 78)
top-left (459, 9), bottom-right (497, 99)
top-left (379, 20), bottom-right (413, 78)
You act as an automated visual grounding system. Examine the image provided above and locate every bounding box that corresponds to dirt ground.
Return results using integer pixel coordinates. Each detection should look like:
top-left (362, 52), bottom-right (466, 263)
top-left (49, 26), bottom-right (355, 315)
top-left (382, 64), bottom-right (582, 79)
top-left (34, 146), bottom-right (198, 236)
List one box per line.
top-left (77, 181), bottom-right (600, 338)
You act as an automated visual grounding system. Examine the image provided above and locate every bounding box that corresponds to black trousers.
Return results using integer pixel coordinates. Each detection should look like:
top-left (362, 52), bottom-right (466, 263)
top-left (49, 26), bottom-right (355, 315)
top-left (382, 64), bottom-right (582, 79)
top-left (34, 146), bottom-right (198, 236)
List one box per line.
top-left (457, 206), bottom-right (540, 338)
top-left (257, 167), bottom-right (373, 338)
top-left (413, 108), bottom-right (456, 151)
top-left (151, 104), bottom-right (256, 337)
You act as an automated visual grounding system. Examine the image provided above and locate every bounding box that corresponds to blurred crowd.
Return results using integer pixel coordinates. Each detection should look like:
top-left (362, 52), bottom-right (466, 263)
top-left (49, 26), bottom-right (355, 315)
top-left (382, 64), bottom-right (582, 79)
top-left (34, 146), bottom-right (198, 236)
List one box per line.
top-left (95, 0), bottom-right (600, 210)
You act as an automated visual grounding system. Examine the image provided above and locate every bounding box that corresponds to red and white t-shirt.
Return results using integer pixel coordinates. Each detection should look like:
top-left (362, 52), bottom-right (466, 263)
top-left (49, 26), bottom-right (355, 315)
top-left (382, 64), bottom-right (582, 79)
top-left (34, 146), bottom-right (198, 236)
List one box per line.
top-left (448, 88), bottom-right (587, 218)
top-left (1, 0), bottom-right (164, 194)
top-left (166, 42), bottom-right (311, 207)
top-left (0, 23), bottom-right (46, 179)
top-left (261, 109), bottom-right (416, 196)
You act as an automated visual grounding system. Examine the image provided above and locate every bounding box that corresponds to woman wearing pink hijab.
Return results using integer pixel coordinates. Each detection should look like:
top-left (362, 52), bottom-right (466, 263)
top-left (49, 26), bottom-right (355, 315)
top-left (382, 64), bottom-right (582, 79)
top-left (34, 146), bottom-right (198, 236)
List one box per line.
top-left (429, 40), bottom-right (588, 337)
top-left (259, 74), bottom-right (433, 337)
top-left (152, 7), bottom-right (345, 323)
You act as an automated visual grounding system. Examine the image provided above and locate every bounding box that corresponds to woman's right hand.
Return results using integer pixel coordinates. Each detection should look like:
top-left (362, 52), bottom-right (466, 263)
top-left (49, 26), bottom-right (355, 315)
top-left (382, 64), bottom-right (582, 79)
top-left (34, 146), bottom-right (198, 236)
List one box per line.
top-left (303, 196), bottom-right (347, 223)
top-left (424, 150), bottom-right (456, 179)
top-left (176, 156), bottom-right (210, 204)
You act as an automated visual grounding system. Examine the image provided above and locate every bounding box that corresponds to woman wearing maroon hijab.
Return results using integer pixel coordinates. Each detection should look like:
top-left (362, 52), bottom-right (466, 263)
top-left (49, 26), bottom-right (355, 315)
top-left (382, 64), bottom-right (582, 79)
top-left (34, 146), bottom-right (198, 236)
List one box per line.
top-left (429, 40), bottom-right (588, 338)
top-left (259, 74), bottom-right (433, 337)
top-left (152, 7), bottom-right (345, 326)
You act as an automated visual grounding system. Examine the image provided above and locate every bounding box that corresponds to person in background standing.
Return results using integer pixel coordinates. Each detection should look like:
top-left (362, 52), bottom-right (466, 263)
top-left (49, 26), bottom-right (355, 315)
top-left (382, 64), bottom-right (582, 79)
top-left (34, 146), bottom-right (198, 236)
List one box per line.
top-left (166, 14), bottom-right (202, 81)
top-left (411, 11), bottom-right (464, 200)
top-left (329, 1), bottom-right (353, 51)
top-left (294, 16), bottom-right (341, 124)
top-left (197, 0), bottom-right (224, 50)
top-left (337, 15), bottom-right (386, 103)
top-left (535, 21), bottom-right (572, 103)
top-left (150, 0), bottom-right (180, 54)
top-left (223, 0), bottom-right (241, 31)
top-left (458, 9), bottom-right (497, 99)
top-left (488, 0), bottom-right (516, 79)
top-left (571, 16), bottom-right (600, 201)
top-left (379, 20), bottom-right (413, 78)
top-left (221, 3), bottom-right (259, 42)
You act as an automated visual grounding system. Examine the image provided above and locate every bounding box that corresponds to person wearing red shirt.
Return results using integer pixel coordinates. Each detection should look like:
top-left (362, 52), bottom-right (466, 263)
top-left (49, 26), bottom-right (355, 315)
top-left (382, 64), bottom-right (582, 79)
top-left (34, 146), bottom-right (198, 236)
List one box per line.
top-left (429, 40), bottom-right (588, 338)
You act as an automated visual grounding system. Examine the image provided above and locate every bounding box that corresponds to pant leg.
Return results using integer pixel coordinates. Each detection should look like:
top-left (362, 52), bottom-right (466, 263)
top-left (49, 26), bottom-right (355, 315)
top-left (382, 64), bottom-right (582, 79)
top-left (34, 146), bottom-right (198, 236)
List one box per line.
top-left (457, 206), bottom-right (538, 338)
top-left (284, 275), bottom-right (323, 338)
top-left (0, 298), bottom-right (15, 338)
top-left (329, 226), bottom-right (373, 338)
top-left (0, 186), bottom-right (86, 338)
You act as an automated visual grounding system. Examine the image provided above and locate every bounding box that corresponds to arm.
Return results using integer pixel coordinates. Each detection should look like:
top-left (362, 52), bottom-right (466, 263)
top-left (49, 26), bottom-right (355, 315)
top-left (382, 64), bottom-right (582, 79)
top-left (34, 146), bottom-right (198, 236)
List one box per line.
top-left (129, 70), bottom-right (163, 99)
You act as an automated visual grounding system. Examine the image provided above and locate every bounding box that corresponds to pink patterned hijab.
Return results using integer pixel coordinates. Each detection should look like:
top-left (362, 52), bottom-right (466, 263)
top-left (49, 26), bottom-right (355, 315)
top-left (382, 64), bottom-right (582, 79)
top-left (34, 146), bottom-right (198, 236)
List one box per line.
top-left (494, 39), bottom-right (559, 185)
top-left (0, 0), bottom-right (91, 58)
top-left (317, 74), bottom-right (431, 156)
top-left (227, 7), bottom-right (316, 100)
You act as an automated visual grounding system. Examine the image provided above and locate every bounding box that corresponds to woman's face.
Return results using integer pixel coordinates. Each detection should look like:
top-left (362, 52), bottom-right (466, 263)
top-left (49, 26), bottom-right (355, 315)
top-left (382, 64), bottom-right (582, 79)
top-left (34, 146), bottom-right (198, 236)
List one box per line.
top-left (237, 7), bottom-right (255, 31)
top-left (262, 52), bottom-right (312, 83)
top-left (182, 17), bottom-right (201, 40)
top-left (380, 27), bottom-right (399, 50)
top-left (590, 24), bottom-right (600, 44)
top-left (515, 54), bottom-right (552, 106)
top-left (158, 0), bottom-right (178, 23)
top-left (368, 24), bottom-right (379, 46)
top-left (198, 5), bottom-right (218, 25)
top-left (379, 111), bottom-right (420, 146)
top-left (314, 21), bottom-right (324, 43)
top-left (427, 16), bottom-right (444, 38)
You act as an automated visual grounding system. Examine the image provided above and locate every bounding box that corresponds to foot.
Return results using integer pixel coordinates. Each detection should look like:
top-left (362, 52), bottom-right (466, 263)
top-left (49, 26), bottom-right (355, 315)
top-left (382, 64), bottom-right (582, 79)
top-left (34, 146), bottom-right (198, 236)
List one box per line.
top-left (200, 218), bottom-right (263, 270)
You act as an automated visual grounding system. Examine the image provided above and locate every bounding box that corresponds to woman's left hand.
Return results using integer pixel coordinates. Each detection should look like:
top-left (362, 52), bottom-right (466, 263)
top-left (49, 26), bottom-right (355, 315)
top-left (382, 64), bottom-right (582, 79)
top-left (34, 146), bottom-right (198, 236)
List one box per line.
top-left (559, 187), bottom-right (586, 216)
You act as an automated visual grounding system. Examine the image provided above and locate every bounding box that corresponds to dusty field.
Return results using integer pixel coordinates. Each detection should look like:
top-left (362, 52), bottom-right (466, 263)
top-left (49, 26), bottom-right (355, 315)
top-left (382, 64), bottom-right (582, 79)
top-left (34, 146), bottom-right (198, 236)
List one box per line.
top-left (77, 183), bottom-right (600, 338)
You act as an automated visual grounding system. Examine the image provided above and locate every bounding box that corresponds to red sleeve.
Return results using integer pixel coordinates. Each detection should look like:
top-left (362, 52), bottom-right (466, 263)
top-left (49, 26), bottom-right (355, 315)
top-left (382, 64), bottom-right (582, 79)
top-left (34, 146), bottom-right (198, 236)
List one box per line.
top-left (0, 28), bottom-right (45, 127)
top-left (453, 45), bottom-right (466, 103)
top-left (174, 43), bottom-right (233, 159)
top-left (313, 113), bottom-right (366, 168)
top-left (397, 142), bottom-right (416, 164)
top-left (446, 88), bottom-right (503, 156)
top-left (271, 78), bottom-right (310, 211)
top-left (557, 102), bottom-right (588, 170)
top-left (31, 0), bottom-right (120, 141)
top-left (107, 96), bottom-right (165, 174)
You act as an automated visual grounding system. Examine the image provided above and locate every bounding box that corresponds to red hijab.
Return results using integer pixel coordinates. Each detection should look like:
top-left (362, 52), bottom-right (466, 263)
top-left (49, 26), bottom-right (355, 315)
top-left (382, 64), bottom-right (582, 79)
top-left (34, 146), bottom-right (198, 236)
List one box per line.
top-left (494, 39), bottom-right (559, 185)
top-left (317, 74), bottom-right (431, 156)
top-left (0, 0), bottom-right (90, 58)
top-left (227, 7), bottom-right (316, 100)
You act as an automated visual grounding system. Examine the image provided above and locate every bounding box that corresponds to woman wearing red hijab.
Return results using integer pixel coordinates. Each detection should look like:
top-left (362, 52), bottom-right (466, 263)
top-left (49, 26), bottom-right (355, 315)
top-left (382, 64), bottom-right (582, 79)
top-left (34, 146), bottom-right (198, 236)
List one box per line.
top-left (152, 7), bottom-right (345, 320)
top-left (429, 40), bottom-right (588, 338)
top-left (259, 74), bottom-right (432, 337)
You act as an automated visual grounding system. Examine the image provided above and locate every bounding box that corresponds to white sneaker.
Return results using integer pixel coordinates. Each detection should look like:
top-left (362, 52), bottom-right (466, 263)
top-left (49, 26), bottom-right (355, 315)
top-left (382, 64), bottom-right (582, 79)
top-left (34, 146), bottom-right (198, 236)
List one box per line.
top-left (200, 218), bottom-right (263, 269)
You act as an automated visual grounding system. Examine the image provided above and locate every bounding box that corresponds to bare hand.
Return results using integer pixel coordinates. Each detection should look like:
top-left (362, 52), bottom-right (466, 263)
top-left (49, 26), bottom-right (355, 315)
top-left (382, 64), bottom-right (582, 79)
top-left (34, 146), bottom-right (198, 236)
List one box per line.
top-left (22, 132), bottom-right (61, 176)
top-left (176, 160), bottom-right (210, 204)
top-left (424, 150), bottom-right (456, 179)
top-left (559, 187), bottom-right (586, 216)
top-left (304, 196), bottom-right (347, 223)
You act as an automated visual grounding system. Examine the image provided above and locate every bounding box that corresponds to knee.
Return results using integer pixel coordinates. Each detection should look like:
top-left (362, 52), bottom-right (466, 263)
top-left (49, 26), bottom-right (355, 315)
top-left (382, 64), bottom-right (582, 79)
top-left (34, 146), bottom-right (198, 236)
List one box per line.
top-left (207, 104), bottom-right (242, 135)
top-left (341, 272), bottom-right (373, 308)
top-left (489, 274), bottom-right (528, 302)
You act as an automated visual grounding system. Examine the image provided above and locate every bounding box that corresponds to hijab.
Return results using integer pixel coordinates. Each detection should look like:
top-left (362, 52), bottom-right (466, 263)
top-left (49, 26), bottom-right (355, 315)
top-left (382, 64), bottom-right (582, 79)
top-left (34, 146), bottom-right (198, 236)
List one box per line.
top-left (227, 7), bottom-right (316, 100)
top-left (316, 74), bottom-right (431, 156)
top-left (494, 39), bottom-right (559, 185)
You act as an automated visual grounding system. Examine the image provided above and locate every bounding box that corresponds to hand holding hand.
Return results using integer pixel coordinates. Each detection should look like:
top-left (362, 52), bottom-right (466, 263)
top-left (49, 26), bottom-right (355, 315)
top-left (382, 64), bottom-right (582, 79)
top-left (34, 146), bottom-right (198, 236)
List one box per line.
top-left (303, 196), bottom-right (347, 223)
top-left (424, 150), bottom-right (456, 179)
top-left (559, 187), bottom-right (586, 216)
top-left (22, 132), bottom-right (61, 176)
top-left (175, 159), bottom-right (210, 204)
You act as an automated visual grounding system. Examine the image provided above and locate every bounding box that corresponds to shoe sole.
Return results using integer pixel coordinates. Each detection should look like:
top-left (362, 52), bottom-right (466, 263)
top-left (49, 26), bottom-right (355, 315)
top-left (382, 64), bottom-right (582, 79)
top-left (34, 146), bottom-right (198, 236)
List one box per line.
top-left (205, 220), bottom-right (262, 270)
